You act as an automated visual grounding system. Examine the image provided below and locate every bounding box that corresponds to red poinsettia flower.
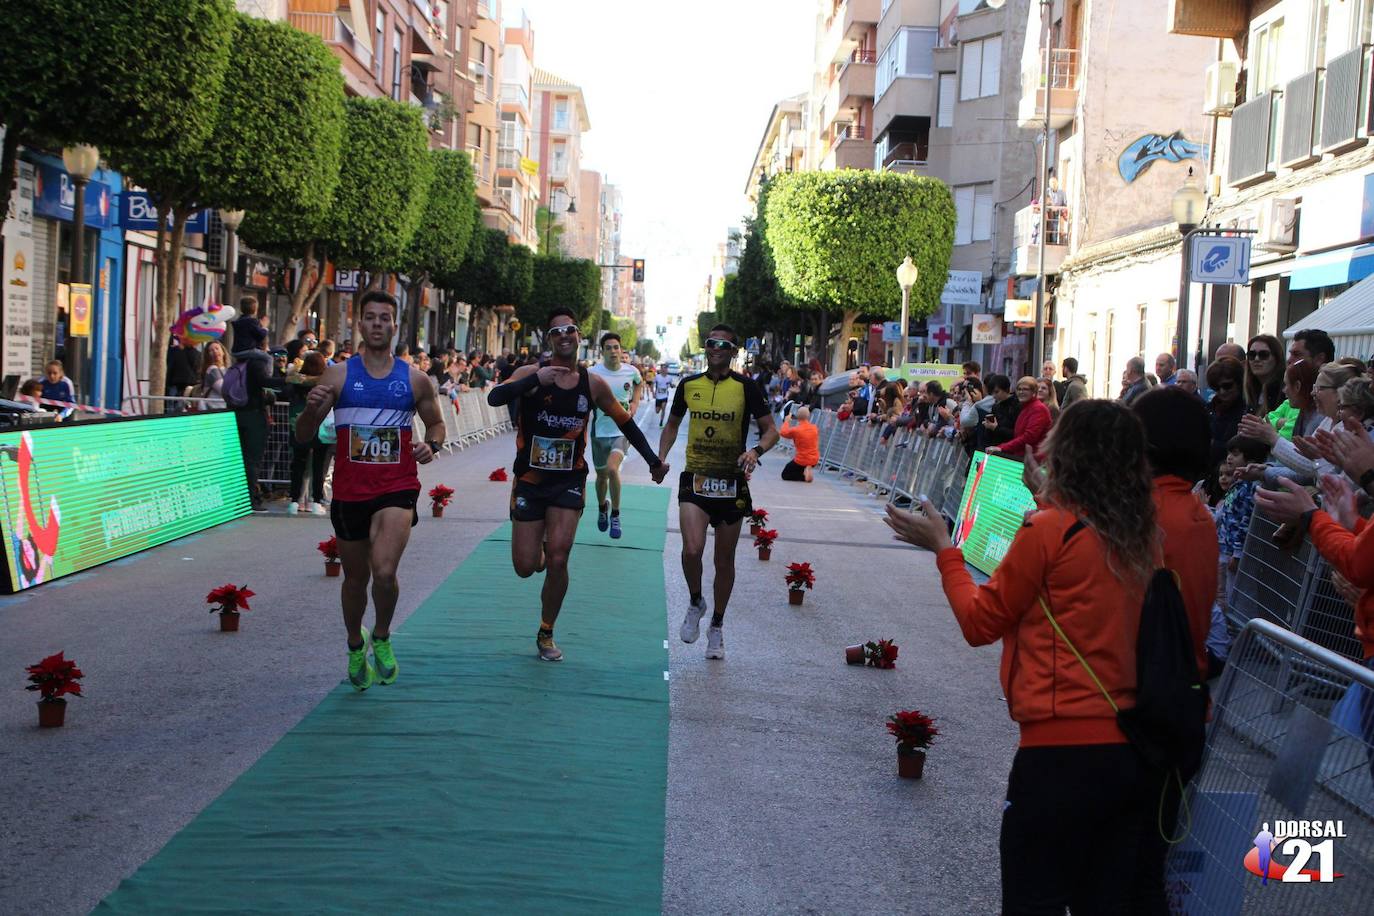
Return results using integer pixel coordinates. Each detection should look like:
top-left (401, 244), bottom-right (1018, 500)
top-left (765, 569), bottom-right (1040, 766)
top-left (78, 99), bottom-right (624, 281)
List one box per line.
top-left (317, 536), bottom-right (339, 560)
top-left (866, 639), bottom-right (899, 669)
top-left (887, 709), bottom-right (939, 751)
top-left (428, 484), bottom-right (455, 507)
top-left (753, 529), bottom-right (778, 549)
top-left (206, 583), bottom-right (255, 613)
top-left (748, 508), bottom-right (769, 524)
top-left (785, 562), bottom-right (815, 590)
top-left (25, 651), bottom-right (84, 702)
top-left (489, 468), bottom-right (509, 482)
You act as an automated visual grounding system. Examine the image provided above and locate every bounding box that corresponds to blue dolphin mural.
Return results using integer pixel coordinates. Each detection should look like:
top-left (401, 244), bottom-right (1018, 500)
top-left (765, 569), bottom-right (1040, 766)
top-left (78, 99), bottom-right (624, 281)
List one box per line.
top-left (1118, 131), bottom-right (1208, 183)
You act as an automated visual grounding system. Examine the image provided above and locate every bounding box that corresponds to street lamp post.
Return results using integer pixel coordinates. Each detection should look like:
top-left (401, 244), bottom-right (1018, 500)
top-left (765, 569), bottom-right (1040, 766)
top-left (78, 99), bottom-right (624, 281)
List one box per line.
top-left (220, 208), bottom-right (245, 318)
top-left (895, 256), bottom-right (919, 370)
top-left (61, 144), bottom-right (100, 396)
top-left (1172, 169), bottom-right (1207, 374)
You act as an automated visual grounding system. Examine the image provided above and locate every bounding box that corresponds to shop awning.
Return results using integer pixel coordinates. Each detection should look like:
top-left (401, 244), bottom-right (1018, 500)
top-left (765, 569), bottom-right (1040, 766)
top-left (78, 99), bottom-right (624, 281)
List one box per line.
top-left (1283, 271), bottom-right (1374, 342)
top-left (1287, 243), bottom-right (1374, 290)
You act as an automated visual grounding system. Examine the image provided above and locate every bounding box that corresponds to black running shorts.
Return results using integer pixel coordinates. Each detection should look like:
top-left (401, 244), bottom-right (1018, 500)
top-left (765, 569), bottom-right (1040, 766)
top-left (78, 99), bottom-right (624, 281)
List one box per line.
top-left (677, 470), bottom-right (751, 528)
top-left (510, 475), bottom-right (588, 522)
top-left (330, 489), bottom-right (420, 541)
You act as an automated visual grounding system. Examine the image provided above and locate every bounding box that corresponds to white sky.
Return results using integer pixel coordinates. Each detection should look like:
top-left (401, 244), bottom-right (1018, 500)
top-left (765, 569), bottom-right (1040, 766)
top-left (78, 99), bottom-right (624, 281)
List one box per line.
top-left (506, 1), bottom-right (814, 356)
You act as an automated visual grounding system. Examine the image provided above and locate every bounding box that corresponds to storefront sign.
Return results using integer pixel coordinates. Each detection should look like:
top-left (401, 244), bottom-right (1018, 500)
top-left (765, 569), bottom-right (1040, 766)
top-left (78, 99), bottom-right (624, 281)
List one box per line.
top-left (68, 283), bottom-right (93, 337)
top-left (333, 268), bottom-right (362, 292)
top-left (1189, 236), bottom-right (1251, 285)
top-left (31, 162), bottom-right (113, 229)
top-left (119, 190), bottom-right (208, 233)
top-left (1004, 298), bottom-right (1034, 322)
top-left (971, 313), bottom-right (1002, 344)
top-left (0, 414), bottom-right (250, 592)
top-left (941, 270), bottom-right (983, 307)
top-left (951, 452), bottom-right (1038, 575)
top-left (2, 162), bottom-right (35, 380)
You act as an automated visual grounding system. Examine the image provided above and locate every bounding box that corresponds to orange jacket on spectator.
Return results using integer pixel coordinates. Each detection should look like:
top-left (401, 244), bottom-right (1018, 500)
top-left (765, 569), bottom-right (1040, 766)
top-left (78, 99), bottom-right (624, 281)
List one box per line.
top-left (937, 506), bottom-right (1144, 748)
top-left (999, 397), bottom-right (1052, 458)
top-left (780, 419), bottom-right (820, 467)
top-left (1153, 476), bottom-right (1219, 680)
top-left (1308, 512), bottom-right (1374, 659)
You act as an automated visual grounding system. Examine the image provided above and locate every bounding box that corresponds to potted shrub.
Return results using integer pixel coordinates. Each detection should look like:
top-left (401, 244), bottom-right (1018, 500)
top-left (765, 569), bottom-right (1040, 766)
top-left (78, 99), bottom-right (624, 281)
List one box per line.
top-left (207, 583), bottom-right (256, 632)
top-left (489, 468), bottom-right (508, 482)
top-left (428, 484), bottom-right (455, 518)
top-left (748, 508), bottom-right (769, 536)
top-left (784, 562), bottom-right (815, 605)
top-left (845, 639), bottom-right (899, 667)
top-left (887, 709), bottom-right (939, 779)
top-left (753, 528), bottom-right (778, 561)
top-left (25, 651), bottom-right (83, 728)
top-left (318, 536), bottom-right (341, 577)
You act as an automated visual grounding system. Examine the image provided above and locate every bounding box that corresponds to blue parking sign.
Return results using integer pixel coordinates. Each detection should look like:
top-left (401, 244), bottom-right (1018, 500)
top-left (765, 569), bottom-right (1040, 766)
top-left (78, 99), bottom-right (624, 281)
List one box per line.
top-left (1190, 236), bottom-right (1251, 285)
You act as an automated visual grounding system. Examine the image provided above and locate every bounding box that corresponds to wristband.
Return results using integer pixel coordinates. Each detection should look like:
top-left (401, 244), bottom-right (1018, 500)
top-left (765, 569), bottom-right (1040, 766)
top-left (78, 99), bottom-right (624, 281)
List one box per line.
top-left (425, 439), bottom-right (443, 455)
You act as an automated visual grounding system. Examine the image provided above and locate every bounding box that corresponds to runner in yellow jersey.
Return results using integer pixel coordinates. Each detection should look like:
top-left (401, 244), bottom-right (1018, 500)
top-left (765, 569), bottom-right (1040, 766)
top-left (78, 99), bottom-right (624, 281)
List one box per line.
top-left (657, 323), bottom-right (778, 660)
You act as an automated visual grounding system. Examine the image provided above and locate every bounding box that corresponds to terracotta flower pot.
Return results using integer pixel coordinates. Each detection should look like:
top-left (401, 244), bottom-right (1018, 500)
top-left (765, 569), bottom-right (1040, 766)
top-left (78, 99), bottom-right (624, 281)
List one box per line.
top-left (750, 524), bottom-right (762, 536)
top-left (845, 645), bottom-right (866, 665)
top-left (432, 505), bottom-right (444, 518)
top-left (788, 589), bottom-right (805, 605)
top-left (37, 700), bottom-right (66, 728)
top-left (324, 561), bottom-right (341, 577)
top-left (758, 547), bottom-right (771, 561)
top-left (897, 749), bottom-right (927, 779)
top-left (220, 611), bottom-right (241, 632)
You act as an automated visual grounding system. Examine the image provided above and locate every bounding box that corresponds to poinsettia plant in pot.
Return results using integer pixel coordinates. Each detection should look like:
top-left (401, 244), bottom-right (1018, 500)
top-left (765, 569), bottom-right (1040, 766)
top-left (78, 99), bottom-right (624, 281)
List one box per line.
top-left (748, 508), bottom-right (769, 536)
top-left (887, 709), bottom-right (939, 779)
top-left (318, 536), bottom-right (341, 577)
top-left (785, 562), bottom-right (815, 605)
top-left (428, 484), bottom-right (455, 517)
top-left (489, 468), bottom-right (508, 482)
top-left (754, 528), bottom-right (778, 561)
top-left (845, 638), bottom-right (899, 667)
top-left (207, 583), bottom-right (255, 632)
top-left (26, 651), bottom-right (83, 728)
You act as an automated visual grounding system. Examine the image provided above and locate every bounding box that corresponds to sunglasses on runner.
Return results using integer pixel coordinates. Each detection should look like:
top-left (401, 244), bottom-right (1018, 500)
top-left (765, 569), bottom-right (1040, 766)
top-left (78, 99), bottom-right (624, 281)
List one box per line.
top-left (546, 325), bottom-right (579, 338)
top-left (704, 338), bottom-right (737, 351)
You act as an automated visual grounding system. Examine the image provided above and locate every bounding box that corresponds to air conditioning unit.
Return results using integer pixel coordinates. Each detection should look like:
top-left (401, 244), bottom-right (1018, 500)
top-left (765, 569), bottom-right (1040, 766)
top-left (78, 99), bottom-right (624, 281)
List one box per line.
top-left (1256, 197), bottom-right (1297, 251)
top-left (1204, 61), bottom-right (1239, 116)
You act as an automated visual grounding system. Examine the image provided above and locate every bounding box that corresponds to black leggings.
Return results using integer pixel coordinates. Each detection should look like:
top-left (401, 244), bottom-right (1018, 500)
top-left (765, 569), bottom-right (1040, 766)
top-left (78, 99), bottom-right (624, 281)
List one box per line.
top-left (1000, 743), bottom-right (1147, 915)
top-left (780, 460), bottom-right (812, 481)
top-left (290, 440), bottom-right (331, 504)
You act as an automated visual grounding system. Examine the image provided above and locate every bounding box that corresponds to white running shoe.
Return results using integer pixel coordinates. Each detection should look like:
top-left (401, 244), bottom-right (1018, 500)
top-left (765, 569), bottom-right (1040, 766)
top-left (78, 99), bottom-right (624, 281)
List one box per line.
top-left (705, 626), bottom-right (725, 660)
top-left (680, 596), bottom-right (708, 644)
top-left (286, 501), bottom-right (300, 516)
top-left (308, 502), bottom-right (326, 516)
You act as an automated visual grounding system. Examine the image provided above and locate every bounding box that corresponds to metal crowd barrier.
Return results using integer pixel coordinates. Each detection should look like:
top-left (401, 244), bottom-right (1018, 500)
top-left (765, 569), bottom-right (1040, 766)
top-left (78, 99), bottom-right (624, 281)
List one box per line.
top-left (811, 409), bottom-right (970, 515)
top-left (1166, 619), bottom-right (1374, 913)
top-left (1228, 506), bottom-right (1364, 664)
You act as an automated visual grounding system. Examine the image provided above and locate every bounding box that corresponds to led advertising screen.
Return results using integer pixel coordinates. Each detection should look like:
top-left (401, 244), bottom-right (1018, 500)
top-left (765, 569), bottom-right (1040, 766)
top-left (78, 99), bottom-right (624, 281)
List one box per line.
top-left (951, 452), bottom-right (1038, 576)
top-left (0, 413), bottom-right (250, 591)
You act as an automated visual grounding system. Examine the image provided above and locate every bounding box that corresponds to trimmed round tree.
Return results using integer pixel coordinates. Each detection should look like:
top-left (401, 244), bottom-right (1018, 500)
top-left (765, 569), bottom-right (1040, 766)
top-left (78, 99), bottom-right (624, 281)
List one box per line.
top-left (764, 170), bottom-right (955, 372)
top-left (525, 256), bottom-right (601, 341)
top-left (401, 149), bottom-right (478, 346)
top-left (326, 97), bottom-right (434, 271)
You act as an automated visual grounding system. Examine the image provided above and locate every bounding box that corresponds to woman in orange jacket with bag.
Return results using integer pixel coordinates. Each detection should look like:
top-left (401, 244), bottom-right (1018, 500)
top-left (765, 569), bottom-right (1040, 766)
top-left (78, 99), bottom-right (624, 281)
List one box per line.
top-left (885, 400), bottom-right (1157, 914)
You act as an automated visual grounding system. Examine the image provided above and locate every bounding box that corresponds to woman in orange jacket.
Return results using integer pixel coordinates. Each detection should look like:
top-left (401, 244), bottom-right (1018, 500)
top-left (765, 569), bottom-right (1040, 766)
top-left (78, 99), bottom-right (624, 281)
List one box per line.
top-left (885, 400), bottom-right (1158, 914)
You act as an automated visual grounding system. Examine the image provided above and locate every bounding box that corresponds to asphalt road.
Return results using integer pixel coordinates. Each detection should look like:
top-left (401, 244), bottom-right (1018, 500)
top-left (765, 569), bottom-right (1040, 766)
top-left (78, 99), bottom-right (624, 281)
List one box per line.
top-left (0, 400), bottom-right (1017, 914)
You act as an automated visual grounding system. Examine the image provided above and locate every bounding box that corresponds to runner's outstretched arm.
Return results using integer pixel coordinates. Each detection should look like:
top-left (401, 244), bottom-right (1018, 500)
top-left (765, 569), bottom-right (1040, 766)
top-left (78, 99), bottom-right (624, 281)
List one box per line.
top-left (295, 363), bottom-right (345, 444)
top-left (658, 380), bottom-right (687, 460)
top-left (487, 364), bottom-right (541, 406)
top-left (590, 375), bottom-right (669, 483)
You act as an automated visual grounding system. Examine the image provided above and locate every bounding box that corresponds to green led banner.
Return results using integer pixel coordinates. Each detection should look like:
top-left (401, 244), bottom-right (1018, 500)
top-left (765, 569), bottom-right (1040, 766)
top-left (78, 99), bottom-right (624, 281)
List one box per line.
top-left (0, 413), bottom-right (250, 591)
top-left (951, 452), bottom-right (1038, 576)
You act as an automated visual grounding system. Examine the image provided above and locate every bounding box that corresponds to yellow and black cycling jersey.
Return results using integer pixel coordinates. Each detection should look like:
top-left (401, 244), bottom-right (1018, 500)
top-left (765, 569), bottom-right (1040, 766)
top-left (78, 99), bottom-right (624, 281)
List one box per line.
top-left (670, 370), bottom-right (769, 476)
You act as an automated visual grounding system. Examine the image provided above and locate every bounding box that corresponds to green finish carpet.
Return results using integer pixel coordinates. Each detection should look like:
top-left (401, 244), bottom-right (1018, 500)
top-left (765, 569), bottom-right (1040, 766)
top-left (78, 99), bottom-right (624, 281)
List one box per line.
top-left (98, 486), bottom-right (671, 914)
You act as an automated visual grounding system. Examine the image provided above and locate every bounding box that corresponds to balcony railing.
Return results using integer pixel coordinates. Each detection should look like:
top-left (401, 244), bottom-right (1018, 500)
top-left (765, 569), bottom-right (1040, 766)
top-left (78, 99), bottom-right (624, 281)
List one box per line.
top-left (1320, 45), bottom-right (1369, 152)
top-left (1227, 91), bottom-right (1279, 186)
top-left (1280, 68), bottom-right (1323, 167)
top-left (501, 83), bottom-right (530, 109)
top-left (850, 48), bottom-right (876, 65)
top-left (881, 141), bottom-right (926, 170)
top-left (1026, 48), bottom-right (1080, 90)
top-left (497, 149), bottom-right (520, 170)
top-left (288, 11), bottom-right (371, 69)
top-left (1013, 205), bottom-right (1071, 248)
top-left (835, 124), bottom-right (867, 143)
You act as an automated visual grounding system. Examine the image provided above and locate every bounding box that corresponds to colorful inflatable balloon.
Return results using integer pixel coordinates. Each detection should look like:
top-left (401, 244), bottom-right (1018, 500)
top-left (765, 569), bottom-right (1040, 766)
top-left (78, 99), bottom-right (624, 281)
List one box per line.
top-left (172, 303), bottom-right (236, 345)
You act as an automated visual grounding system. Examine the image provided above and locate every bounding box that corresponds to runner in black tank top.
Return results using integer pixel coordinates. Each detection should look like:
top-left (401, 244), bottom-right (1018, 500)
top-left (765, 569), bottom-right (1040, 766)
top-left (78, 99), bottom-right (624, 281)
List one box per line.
top-left (488, 308), bottom-right (670, 661)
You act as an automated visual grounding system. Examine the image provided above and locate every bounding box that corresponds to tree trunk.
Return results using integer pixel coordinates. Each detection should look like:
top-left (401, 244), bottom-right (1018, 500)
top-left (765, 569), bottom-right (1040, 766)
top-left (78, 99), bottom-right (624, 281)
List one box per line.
top-left (830, 309), bottom-right (857, 375)
top-left (148, 208), bottom-right (191, 414)
top-left (0, 124), bottom-right (20, 288)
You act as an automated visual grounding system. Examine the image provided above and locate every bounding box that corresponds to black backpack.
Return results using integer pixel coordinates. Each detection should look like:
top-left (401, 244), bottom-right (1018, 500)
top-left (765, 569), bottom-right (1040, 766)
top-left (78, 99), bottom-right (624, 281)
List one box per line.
top-left (1042, 525), bottom-right (1208, 780)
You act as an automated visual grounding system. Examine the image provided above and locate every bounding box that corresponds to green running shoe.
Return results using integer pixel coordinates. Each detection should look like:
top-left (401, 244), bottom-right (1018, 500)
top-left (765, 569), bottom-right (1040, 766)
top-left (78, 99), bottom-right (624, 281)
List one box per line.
top-left (348, 627), bottom-right (376, 691)
top-left (372, 634), bottom-right (399, 685)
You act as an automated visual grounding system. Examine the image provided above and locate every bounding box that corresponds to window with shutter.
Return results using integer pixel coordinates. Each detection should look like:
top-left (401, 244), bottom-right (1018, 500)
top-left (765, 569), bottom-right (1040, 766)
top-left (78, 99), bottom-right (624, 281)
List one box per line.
top-left (938, 73), bottom-right (956, 127)
top-left (954, 185), bottom-right (976, 245)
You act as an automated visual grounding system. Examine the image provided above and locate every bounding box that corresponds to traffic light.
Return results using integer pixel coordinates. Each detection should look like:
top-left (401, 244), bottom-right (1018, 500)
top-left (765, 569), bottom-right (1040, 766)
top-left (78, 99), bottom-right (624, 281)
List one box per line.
top-left (632, 258), bottom-right (645, 282)
top-left (676, 315), bottom-right (682, 325)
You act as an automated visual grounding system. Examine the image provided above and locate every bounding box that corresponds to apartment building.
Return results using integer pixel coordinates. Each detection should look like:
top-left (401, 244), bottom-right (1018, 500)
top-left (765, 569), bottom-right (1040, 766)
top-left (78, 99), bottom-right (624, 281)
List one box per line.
top-left (496, 13), bottom-right (540, 249)
top-left (532, 68), bottom-right (591, 254)
top-left (1007, 0), bottom-right (1213, 395)
top-left (810, 0), bottom-right (881, 170)
top-left (600, 183), bottom-right (627, 319)
top-left (744, 93), bottom-right (808, 204)
top-left (1171, 0), bottom-right (1374, 360)
top-left (466, 0), bottom-right (502, 225)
